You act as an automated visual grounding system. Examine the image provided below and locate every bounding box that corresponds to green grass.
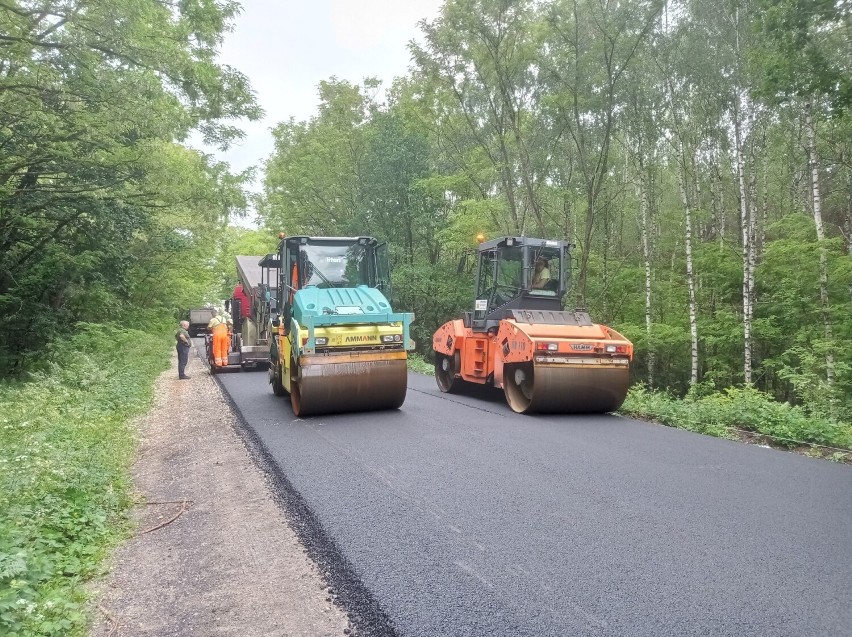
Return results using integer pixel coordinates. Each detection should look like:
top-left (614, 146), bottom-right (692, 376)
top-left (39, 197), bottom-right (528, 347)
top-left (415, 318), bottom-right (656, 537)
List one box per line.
top-left (0, 321), bottom-right (172, 636)
top-left (407, 352), bottom-right (435, 375)
top-left (620, 385), bottom-right (852, 457)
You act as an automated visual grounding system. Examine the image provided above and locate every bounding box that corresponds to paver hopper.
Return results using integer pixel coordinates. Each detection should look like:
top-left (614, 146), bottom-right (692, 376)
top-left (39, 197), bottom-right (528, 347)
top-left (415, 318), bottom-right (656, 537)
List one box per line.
top-left (267, 235), bottom-right (415, 417)
top-left (432, 236), bottom-right (633, 414)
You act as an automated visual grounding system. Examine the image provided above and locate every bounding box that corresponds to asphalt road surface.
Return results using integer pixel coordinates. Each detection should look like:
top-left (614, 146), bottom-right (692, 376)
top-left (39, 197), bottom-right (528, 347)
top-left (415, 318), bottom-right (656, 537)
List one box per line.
top-left (215, 365), bottom-right (852, 637)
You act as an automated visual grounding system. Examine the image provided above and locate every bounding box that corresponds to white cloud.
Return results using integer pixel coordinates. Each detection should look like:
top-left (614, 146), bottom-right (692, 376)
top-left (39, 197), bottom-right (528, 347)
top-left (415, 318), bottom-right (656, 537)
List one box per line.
top-left (329, 0), bottom-right (441, 51)
top-left (188, 0), bottom-right (443, 222)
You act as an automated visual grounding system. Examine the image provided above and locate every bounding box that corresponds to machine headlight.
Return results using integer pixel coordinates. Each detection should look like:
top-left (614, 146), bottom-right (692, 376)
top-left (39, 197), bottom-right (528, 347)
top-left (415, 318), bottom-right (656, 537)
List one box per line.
top-left (381, 335), bottom-right (397, 343)
top-left (535, 342), bottom-right (559, 351)
top-left (315, 337), bottom-right (328, 345)
top-left (605, 344), bottom-right (616, 353)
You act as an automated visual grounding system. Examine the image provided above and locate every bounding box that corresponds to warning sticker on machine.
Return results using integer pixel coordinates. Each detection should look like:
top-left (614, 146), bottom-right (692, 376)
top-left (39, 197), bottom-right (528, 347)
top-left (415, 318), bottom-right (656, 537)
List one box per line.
top-left (475, 299), bottom-right (488, 311)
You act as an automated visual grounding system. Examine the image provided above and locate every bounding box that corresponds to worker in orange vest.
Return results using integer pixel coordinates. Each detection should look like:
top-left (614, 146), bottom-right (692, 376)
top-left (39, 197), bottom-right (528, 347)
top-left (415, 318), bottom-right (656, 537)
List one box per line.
top-left (207, 308), bottom-right (230, 367)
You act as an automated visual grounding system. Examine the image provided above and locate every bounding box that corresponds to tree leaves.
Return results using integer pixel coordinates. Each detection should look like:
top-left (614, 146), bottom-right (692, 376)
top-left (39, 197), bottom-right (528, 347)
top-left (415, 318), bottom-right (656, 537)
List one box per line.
top-left (0, 0), bottom-right (260, 374)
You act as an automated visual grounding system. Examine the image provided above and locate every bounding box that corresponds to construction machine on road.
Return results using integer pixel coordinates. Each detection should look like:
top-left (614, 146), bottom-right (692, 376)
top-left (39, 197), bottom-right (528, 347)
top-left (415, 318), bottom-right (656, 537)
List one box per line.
top-left (432, 236), bottom-right (633, 414)
top-left (268, 235), bottom-right (415, 417)
top-left (188, 307), bottom-right (216, 337)
top-left (207, 255), bottom-right (277, 373)
top-left (229, 254), bottom-right (278, 369)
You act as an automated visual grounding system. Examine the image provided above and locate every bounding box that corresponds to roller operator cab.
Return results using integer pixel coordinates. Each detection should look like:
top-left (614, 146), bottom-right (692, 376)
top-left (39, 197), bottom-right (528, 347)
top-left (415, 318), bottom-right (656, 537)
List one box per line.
top-left (432, 237), bottom-right (634, 414)
top-left (268, 236), bottom-right (415, 417)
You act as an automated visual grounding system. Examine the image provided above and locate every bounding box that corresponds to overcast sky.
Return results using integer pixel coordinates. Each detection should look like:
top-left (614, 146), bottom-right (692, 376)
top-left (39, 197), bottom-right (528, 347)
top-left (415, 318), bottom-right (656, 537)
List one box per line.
top-left (194, 0), bottom-right (444, 190)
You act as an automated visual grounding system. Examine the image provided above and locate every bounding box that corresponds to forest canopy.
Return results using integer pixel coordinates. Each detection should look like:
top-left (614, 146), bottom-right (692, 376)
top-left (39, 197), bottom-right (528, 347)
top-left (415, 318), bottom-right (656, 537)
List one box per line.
top-left (259, 0), bottom-right (851, 417)
top-left (0, 0), bottom-right (261, 372)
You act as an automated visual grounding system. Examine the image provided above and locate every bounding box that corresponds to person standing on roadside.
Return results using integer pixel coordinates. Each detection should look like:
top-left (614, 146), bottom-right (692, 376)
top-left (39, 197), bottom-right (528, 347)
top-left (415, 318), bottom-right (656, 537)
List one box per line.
top-left (176, 320), bottom-right (192, 379)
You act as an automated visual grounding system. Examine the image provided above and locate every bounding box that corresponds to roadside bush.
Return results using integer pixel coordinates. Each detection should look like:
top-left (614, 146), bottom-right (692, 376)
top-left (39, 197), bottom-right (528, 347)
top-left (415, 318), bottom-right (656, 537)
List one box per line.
top-left (621, 385), bottom-right (852, 452)
top-left (407, 352), bottom-right (434, 375)
top-left (0, 321), bottom-right (172, 636)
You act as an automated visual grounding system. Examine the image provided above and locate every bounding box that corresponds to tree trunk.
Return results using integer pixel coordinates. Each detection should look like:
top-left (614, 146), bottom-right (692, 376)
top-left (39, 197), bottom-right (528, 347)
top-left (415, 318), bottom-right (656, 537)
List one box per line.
top-left (639, 158), bottom-right (654, 387)
top-left (843, 156), bottom-right (851, 303)
top-left (734, 99), bottom-right (753, 385)
top-left (805, 101), bottom-right (834, 386)
top-left (677, 150), bottom-right (699, 387)
top-left (717, 166), bottom-right (726, 246)
top-left (760, 153), bottom-right (768, 256)
top-left (747, 141), bottom-right (759, 370)
top-left (845, 160), bottom-right (852, 255)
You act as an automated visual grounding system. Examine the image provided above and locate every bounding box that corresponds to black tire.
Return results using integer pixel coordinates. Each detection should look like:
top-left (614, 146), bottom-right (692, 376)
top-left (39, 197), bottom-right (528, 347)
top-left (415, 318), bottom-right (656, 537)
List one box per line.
top-left (205, 337), bottom-right (217, 372)
top-left (270, 360), bottom-right (288, 396)
top-left (435, 352), bottom-right (460, 393)
top-left (289, 353), bottom-right (303, 415)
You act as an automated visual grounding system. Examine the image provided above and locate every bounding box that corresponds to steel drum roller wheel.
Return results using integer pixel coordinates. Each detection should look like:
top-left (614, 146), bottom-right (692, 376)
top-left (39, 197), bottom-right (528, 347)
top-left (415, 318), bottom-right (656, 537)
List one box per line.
top-left (504, 362), bottom-right (535, 413)
top-left (503, 362), bottom-right (629, 414)
top-left (435, 352), bottom-right (461, 393)
top-left (291, 357), bottom-right (407, 417)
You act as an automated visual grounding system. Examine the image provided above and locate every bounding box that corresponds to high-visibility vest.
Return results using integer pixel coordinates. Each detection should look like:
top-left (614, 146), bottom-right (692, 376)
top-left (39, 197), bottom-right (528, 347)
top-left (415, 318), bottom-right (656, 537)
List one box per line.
top-left (289, 261), bottom-right (299, 304)
top-left (209, 317), bottom-right (228, 334)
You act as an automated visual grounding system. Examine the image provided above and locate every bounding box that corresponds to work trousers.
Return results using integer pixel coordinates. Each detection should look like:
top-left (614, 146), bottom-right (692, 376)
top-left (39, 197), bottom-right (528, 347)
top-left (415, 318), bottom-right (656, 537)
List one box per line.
top-left (212, 325), bottom-right (230, 366)
top-left (177, 343), bottom-right (190, 378)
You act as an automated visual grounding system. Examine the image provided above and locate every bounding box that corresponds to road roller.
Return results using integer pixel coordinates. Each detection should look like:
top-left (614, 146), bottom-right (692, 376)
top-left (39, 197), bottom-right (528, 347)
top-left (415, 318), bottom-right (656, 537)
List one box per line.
top-left (432, 236), bottom-right (633, 414)
top-left (267, 235), bottom-right (415, 417)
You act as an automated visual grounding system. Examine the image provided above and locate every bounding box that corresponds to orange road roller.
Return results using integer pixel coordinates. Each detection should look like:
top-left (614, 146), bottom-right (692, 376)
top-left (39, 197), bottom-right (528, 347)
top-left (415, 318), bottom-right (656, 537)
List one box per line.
top-left (432, 236), bottom-right (633, 414)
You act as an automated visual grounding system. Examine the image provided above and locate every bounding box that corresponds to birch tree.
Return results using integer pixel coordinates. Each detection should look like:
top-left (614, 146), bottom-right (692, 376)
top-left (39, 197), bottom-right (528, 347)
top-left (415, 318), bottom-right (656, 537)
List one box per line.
top-left (540, 0), bottom-right (663, 305)
top-left (752, 0), bottom-right (850, 394)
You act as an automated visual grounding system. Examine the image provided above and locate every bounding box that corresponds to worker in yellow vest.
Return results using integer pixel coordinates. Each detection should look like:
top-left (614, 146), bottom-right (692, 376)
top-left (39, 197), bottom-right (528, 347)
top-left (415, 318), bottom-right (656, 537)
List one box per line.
top-left (207, 308), bottom-right (230, 367)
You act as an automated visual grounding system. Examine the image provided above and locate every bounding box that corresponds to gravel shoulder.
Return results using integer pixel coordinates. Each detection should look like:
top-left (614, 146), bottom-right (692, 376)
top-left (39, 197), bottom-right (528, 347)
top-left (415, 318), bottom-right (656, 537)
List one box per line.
top-left (89, 346), bottom-right (351, 636)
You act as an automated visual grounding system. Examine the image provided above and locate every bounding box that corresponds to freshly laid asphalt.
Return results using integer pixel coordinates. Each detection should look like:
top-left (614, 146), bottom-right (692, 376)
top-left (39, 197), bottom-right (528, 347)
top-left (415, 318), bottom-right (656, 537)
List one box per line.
top-left (215, 366), bottom-right (852, 637)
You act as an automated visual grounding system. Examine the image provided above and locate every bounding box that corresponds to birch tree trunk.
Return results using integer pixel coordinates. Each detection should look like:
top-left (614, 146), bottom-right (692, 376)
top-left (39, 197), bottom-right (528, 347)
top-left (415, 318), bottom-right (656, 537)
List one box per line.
top-left (733, 96), bottom-right (754, 385)
top-left (805, 101), bottom-right (834, 386)
top-left (845, 161), bottom-right (852, 255)
top-left (747, 139), bottom-right (759, 349)
top-left (677, 150), bottom-right (699, 386)
top-left (638, 157), bottom-right (654, 386)
top-left (760, 153), bottom-right (768, 256)
top-left (711, 162), bottom-right (726, 246)
top-left (843, 156), bottom-right (852, 303)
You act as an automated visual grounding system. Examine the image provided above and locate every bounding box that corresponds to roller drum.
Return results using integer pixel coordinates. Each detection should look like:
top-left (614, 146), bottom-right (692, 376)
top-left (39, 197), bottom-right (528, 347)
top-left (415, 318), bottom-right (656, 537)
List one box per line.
top-left (504, 362), bottom-right (629, 414)
top-left (291, 356), bottom-right (407, 417)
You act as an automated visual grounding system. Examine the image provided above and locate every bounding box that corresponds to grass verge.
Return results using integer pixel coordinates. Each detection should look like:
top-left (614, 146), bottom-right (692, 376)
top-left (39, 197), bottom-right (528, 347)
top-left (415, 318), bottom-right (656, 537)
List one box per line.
top-left (407, 352), bottom-right (434, 375)
top-left (0, 320), bottom-right (172, 636)
top-left (620, 385), bottom-right (852, 462)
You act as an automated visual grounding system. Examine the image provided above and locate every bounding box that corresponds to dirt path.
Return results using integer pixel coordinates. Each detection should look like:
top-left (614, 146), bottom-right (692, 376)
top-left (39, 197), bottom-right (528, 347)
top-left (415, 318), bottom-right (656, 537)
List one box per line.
top-left (89, 348), bottom-right (351, 636)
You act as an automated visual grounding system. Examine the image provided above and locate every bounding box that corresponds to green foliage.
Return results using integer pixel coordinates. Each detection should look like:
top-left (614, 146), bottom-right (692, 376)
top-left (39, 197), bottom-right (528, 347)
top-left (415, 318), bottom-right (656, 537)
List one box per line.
top-left (407, 352), bottom-right (435, 375)
top-left (257, 0), bottom-right (852, 420)
top-left (0, 319), bottom-right (173, 636)
top-left (751, 0), bottom-right (851, 114)
top-left (621, 385), bottom-right (852, 450)
top-left (211, 228), bottom-right (280, 302)
top-left (260, 78), bottom-right (372, 236)
top-left (0, 0), bottom-right (259, 375)
top-left (392, 262), bottom-right (471, 356)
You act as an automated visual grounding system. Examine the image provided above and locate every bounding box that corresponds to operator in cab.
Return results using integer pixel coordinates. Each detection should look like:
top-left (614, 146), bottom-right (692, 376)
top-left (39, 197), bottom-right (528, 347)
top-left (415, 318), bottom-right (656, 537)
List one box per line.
top-left (531, 256), bottom-right (551, 289)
